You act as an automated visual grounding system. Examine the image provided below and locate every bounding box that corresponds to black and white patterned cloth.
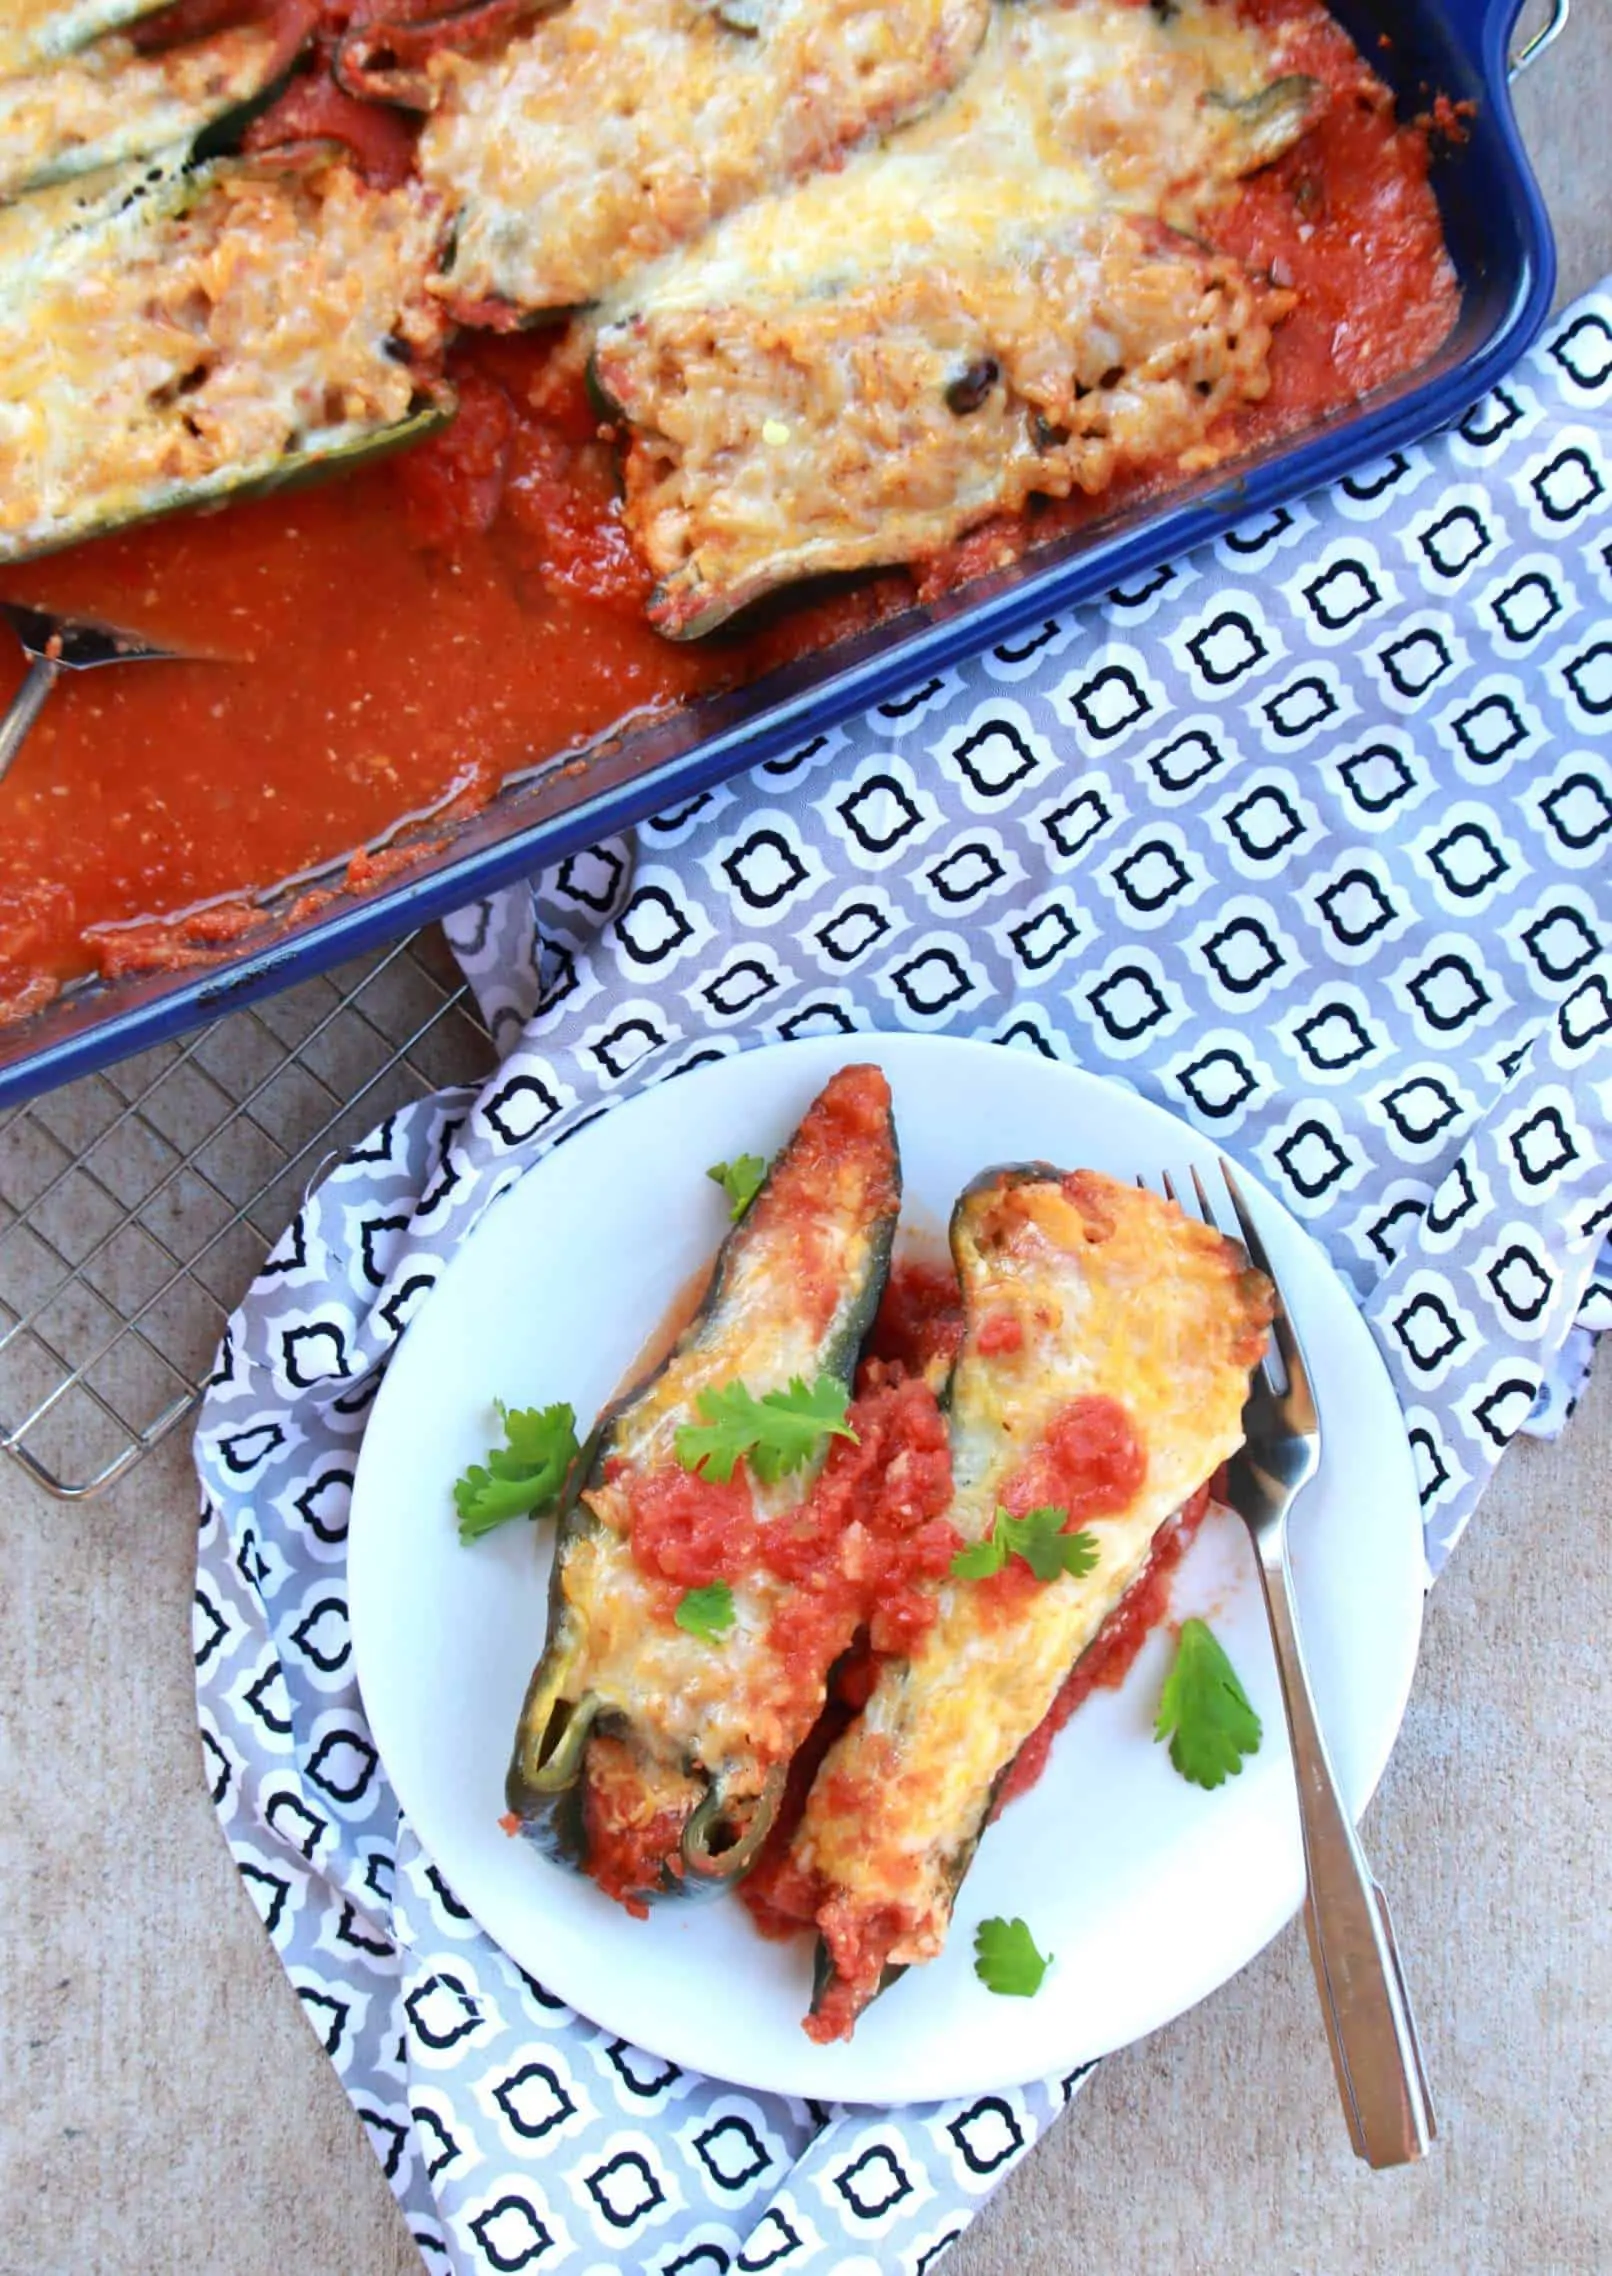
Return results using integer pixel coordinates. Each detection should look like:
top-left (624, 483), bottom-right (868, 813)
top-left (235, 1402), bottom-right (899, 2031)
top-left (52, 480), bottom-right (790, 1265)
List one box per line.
top-left (194, 285), bottom-right (1612, 2276)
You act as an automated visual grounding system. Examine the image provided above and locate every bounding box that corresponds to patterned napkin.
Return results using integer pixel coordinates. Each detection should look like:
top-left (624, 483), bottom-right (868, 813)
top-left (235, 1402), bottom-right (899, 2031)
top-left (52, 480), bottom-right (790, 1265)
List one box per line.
top-left (194, 284), bottom-right (1612, 2276)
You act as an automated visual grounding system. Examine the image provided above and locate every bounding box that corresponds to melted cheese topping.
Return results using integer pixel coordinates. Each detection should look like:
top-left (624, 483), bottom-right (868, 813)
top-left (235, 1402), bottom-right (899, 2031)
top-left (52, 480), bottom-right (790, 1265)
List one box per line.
top-left (603, 1146), bottom-right (885, 1478)
top-left (602, 216), bottom-right (1283, 634)
top-left (594, 0), bottom-right (1314, 631)
top-left (0, 25), bottom-right (286, 205)
top-left (417, 0), bottom-right (990, 313)
top-left (0, 0), bottom-right (159, 76)
top-left (892, 0), bottom-right (1314, 220)
top-left (0, 157), bottom-right (449, 561)
top-left (557, 1535), bottom-right (817, 1784)
top-left (792, 1171), bottom-right (1272, 1978)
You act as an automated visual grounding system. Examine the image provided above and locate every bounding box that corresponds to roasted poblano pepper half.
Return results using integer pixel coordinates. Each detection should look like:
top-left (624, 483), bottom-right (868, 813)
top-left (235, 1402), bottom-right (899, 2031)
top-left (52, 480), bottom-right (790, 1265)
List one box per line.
top-left (0, 146), bottom-right (452, 565)
top-left (0, 15), bottom-right (308, 206)
top-left (777, 1165), bottom-right (1273, 2042)
top-left (505, 1063), bottom-right (901, 1909)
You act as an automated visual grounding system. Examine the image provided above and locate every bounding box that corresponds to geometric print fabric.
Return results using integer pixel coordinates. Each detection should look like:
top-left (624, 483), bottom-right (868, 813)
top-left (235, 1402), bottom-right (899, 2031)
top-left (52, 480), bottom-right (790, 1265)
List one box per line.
top-left (195, 283), bottom-right (1612, 2274)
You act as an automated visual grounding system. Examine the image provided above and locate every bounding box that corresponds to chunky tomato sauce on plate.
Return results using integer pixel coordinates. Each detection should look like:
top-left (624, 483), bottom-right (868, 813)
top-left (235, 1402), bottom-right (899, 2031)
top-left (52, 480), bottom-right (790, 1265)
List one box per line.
top-left (0, 0), bottom-right (1457, 1021)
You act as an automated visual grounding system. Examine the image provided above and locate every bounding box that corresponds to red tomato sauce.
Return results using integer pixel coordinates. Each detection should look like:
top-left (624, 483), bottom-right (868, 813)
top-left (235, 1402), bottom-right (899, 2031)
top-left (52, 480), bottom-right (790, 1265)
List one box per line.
top-left (859, 1257), bottom-right (966, 1387)
top-left (1003, 1395), bottom-right (1149, 1521)
top-left (625, 1371), bottom-right (959, 1653)
top-left (0, 0), bottom-right (1457, 1019)
top-left (581, 1734), bottom-right (691, 1918)
top-left (973, 1393), bottom-right (1150, 1621)
top-left (975, 1309), bottom-right (1024, 1357)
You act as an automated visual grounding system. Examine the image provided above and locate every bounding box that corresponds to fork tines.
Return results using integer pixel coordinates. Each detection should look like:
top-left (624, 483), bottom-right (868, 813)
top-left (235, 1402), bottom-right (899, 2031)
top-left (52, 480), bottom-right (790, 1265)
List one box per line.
top-left (1142, 1156), bottom-right (1315, 1422)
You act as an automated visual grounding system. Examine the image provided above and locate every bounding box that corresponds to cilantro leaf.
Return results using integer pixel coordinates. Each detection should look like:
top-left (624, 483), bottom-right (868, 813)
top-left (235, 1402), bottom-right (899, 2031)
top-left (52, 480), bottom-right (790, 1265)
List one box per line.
top-left (674, 1374), bottom-right (858, 1486)
top-left (950, 1530), bottom-right (1009, 1580)
top-left (674, 1582), bottom-right (735, 1643)
top-left (706, 1153), bottom-right (767, 1221)
top-left (1003, 1503), bottom-right (1101, 1582)
top-left (454, 1401), bottom-right (579, 1544)
top-left (1154, 1617), bottom-right (1263, 1789)
top-left (973, 1916), bottom-right (1052, 1997)
top-left (950, 1504), bottom-right (1100, 1585)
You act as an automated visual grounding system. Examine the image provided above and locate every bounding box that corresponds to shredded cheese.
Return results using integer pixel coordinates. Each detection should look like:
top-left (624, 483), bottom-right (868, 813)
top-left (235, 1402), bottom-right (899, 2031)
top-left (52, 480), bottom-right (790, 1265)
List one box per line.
top-left (417, 0), bottom-right (991, 314)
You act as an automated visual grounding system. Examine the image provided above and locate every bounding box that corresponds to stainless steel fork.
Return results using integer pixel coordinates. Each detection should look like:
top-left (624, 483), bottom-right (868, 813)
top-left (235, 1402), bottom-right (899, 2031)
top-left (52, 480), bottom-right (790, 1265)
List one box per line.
top-left (1161, 1157), bottom-right (1437, 2169)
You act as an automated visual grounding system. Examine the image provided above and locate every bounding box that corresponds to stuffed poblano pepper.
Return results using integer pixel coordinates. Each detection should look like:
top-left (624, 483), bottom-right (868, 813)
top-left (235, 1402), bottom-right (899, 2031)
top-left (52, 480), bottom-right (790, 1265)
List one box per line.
top-left (0, 11), bottom-right (308, 206)
top-left (758, 1166), bottom-right (1273, 2041)
top-left (505, 1063), bottom-right (908, 1912)
top-left (590, 0), bottom-right (1319, 635)
top-left (0, 145), bottom-right (452, 564)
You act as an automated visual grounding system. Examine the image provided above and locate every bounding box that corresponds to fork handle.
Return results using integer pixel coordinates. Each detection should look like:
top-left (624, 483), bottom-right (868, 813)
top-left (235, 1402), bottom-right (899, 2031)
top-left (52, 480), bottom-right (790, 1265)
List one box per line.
top-left (0, 655), bottom-right (60, 785)
top-left (1253, 1533), bottom-right (1438, 2168)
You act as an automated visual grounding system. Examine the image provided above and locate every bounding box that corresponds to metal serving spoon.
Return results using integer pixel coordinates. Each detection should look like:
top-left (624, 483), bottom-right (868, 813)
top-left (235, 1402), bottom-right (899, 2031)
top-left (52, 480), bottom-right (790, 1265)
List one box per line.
top-left (0, 601), bottom-right (186, 786)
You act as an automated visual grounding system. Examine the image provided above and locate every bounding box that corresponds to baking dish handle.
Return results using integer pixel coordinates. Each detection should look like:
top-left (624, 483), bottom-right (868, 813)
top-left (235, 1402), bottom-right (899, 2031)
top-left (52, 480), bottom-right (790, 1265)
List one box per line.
top-left (1508, 0), bottom-right (1569, 78)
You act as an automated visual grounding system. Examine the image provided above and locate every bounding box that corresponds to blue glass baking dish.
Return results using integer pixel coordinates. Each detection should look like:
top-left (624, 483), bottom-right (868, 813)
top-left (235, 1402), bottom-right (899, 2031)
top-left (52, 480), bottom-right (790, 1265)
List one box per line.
top-left (0, 0), bottom-right (1562, 1107)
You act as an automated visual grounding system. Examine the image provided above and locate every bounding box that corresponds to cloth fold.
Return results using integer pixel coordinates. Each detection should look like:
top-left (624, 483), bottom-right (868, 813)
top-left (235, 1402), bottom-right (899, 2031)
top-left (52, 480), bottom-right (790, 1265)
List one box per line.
top-left (194, 282), bottom-right (1612, 2276)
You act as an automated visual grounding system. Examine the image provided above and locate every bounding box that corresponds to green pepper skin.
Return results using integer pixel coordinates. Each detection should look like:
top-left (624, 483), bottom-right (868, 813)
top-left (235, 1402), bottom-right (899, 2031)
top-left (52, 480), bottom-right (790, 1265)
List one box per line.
top-left (506, 1063), bottom-right (901, 1905)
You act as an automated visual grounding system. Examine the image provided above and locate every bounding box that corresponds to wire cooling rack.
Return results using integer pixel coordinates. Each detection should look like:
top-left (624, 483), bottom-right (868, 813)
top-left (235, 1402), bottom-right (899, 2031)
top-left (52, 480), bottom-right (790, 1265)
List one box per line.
top-left (0, 931), bottom-right (492, 1500)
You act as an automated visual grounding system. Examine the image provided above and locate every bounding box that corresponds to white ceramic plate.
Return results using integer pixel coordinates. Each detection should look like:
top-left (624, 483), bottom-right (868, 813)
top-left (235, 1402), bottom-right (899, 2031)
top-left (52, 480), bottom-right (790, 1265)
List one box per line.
top-left (348, 1035), bottom-right (1425, 2105)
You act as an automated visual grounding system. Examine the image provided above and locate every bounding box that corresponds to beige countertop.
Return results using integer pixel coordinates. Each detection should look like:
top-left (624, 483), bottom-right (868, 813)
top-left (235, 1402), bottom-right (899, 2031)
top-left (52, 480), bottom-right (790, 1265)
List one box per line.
top-left (3, 14), bottom-right (1609, 2271)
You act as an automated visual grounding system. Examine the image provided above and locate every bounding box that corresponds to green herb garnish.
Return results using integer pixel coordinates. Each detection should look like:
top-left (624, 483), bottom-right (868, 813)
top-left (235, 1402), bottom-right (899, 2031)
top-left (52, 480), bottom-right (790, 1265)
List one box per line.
top-left (973, 1916), bottom-right (1053, 1998)
top-left (454, 1401), bottom-right (579, 1544)
top-left (706, 1153), bottom-right (767, 1221)
top-left (674, 1374), bottom-right (858, 1486)
top-left (674, 1582), bottom-right (736, 1643)
top-left (950, 1504), bottom-right (1101, 1585)
top-left (1154, 1617), bottom-right (1263, 1789)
